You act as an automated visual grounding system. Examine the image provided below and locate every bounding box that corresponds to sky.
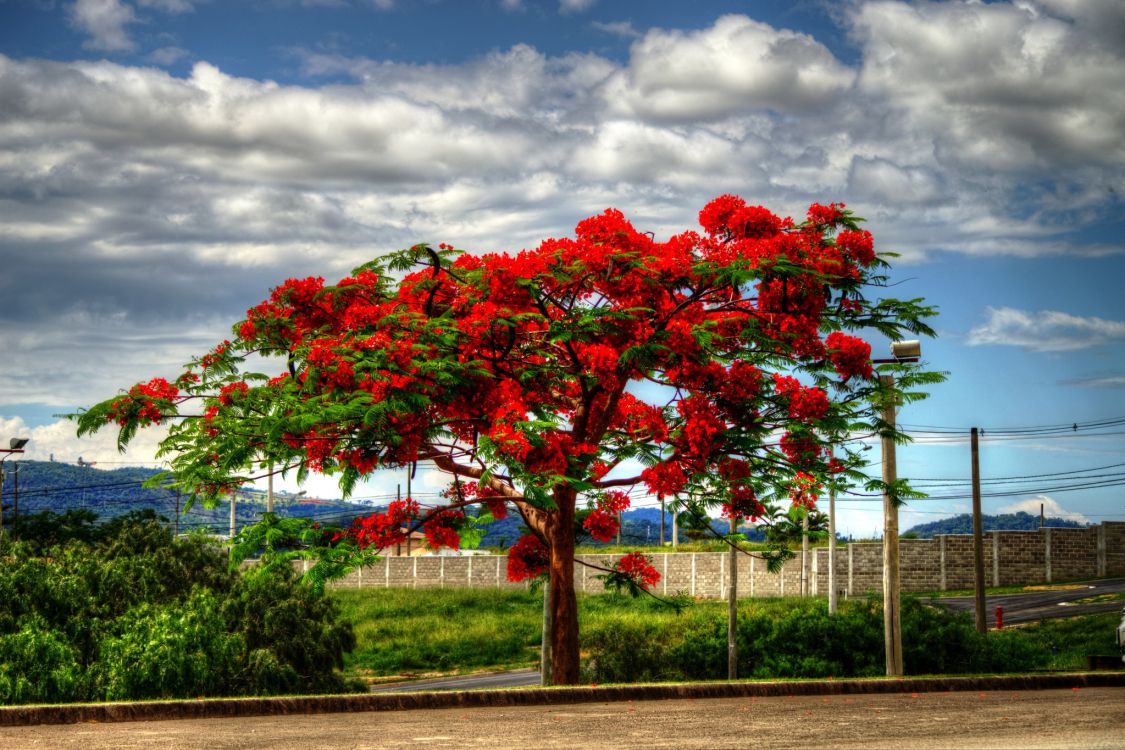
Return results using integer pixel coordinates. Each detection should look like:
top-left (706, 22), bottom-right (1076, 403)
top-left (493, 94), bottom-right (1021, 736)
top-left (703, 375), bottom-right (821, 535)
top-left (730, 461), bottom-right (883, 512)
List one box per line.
top-left (0, 0), bottom-right (1123, 537)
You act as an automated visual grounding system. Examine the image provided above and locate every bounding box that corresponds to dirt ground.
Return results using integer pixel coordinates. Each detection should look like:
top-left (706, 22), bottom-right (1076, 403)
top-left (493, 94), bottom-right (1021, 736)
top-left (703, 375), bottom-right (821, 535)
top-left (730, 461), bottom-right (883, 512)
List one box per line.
top-left (3, 687), bottom-right (1124, 750)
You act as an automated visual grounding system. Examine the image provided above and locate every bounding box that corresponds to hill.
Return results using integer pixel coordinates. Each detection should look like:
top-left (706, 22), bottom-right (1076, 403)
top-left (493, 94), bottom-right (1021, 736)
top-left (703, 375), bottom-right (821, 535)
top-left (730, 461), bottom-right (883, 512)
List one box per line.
top-left (903, 511), bottom-right (1085, 538)
top-left (0, 460), bottom-right (373, 534)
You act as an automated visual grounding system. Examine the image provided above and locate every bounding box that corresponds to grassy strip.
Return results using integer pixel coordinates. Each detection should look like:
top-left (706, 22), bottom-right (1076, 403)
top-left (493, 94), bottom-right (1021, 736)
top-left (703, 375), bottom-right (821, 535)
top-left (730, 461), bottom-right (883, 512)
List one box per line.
top-left (331, 588), bottom-right (1121, 684)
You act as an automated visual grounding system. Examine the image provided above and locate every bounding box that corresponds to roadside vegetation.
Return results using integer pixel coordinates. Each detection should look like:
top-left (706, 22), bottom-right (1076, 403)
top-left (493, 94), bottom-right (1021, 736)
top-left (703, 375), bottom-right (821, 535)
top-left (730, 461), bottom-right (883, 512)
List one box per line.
top-left (332, 587), bottom-right (1120, 685)
top-left (0, 511), bottom-right (363, 705)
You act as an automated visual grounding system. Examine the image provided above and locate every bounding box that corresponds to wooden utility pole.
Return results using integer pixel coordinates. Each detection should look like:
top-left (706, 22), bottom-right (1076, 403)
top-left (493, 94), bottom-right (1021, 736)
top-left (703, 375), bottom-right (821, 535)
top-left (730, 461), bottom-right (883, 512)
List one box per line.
top-left (267, 461), bottom-right (274, 514)
top-left (672, 502), bottom-right (678, 548)
top-left (880, 374), bottom-right (903, 677)
top-left (728, 515), bottom-right (738, 680)
top-left (11, 464), bottom-right (18, 527)
top-left (828, 448), bottom-right (838, 614)
top-left (971, 427), bottom-right (987, 634)
top-left (800, 512), bottom-right (809, 597)
top-left (229, 491), bottom-right (236, 540)
top-left (541, 572), bottom-right (553, 686)
top-left (660, 496), bottom-right (665, 545)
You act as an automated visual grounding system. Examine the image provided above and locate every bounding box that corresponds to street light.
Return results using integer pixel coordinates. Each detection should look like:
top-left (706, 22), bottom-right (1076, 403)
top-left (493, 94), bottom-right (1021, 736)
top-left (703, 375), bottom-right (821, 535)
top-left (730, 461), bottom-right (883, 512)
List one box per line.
top-left (873, 341), bottom-right (920, 677)
top-left (0, 437), bottom-right (30, 538)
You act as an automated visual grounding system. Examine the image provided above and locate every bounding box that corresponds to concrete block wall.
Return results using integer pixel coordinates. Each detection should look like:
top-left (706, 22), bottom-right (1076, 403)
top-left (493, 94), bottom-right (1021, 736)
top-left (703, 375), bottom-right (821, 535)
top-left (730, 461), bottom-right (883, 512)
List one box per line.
top-left (310, 520), bottom-right (1124, 598)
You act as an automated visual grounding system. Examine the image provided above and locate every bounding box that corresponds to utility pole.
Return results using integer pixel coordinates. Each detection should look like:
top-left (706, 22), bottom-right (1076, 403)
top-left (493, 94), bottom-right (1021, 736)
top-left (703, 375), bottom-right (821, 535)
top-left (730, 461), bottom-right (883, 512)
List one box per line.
top-left (728, 515), bottom-right (738, 680)
top-left (541, 571), bottom-right (553, 686)
top-left (800, 512), bottom-right (809, 597)
top-left (11, 463), bottom-right (18, 528)
top-left (406, 466), bottom-right (413, 556)
top-left (828, 447), bottom-right (838, 614)
top-left (0, 438), bottom-right (29, 538)
top-left (229, 491), bottom-right (236, 540)
top-left (671, 501), bottom-right (678, 548)
top-left (971, 427), bottom-right (987, 634)
top-left (267, 461), bottom-right (274, 514)
top-left (660, 496), bottom-right (665, 545)
top-left (880, 374), bottom-right (903, 676)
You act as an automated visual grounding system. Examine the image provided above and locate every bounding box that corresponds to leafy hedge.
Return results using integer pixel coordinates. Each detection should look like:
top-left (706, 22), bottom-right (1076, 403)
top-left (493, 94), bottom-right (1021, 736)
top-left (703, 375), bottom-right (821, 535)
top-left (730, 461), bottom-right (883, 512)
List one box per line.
top-left (0, 514), bottom-right (362, 704)
top-left (583, 597), bottom-right (1047, 683)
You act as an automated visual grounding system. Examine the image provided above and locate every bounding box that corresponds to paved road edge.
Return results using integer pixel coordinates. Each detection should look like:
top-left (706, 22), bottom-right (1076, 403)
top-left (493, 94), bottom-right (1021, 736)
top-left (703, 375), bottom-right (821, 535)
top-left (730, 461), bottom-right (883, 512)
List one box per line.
top-left (4, 672), bottom-right (1124, 727)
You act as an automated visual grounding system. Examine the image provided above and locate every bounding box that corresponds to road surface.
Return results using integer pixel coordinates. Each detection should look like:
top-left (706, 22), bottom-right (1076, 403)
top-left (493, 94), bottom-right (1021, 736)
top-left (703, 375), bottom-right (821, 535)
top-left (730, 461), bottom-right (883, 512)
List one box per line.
top-left (3, 687), bottom-right (1123, 750)
top-left (929, 577), bottom-right (1125, 626)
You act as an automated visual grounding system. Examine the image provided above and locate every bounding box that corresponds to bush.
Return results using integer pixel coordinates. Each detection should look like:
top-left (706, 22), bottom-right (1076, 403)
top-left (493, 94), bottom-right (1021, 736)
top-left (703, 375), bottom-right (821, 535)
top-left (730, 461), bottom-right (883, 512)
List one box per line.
top-left (0, 516), bottom-right (361, 704)
top-left (582, 596), bottom-right (1048, 683)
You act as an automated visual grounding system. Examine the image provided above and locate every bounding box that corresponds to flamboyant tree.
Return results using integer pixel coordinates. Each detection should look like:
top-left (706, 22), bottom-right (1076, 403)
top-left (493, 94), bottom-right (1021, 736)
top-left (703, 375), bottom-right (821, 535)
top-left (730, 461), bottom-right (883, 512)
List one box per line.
top-left (78, 196), bottom-right (938, 684)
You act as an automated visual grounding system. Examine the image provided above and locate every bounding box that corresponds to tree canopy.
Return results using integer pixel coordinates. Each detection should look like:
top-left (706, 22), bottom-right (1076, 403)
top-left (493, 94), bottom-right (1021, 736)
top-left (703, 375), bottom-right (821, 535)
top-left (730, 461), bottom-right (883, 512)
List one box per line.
top-left (78, 195), bottom-right (940, 683)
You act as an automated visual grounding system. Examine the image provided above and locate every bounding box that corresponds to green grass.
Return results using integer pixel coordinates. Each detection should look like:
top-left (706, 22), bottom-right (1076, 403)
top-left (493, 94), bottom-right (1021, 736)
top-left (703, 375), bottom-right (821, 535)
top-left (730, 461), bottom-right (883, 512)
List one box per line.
top-left (330, 587), bottom-right (1122, 684)
top-left (331, 588), bottom-right (545, 680)
top-left (1005, 612), bottom-right (1121, 670)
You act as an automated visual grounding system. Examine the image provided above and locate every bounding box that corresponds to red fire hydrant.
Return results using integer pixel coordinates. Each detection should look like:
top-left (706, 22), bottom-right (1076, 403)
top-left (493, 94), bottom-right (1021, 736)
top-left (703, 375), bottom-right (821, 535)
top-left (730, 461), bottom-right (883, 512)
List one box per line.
top-left (996, 605), bottom-right (1004, 630)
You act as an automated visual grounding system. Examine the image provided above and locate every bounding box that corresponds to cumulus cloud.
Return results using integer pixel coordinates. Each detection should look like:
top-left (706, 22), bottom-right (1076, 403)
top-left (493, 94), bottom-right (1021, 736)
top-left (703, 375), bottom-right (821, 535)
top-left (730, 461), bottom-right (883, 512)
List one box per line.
top-left (2, 7), bottom-right (1124, 414)
top-left (967, 307), bottom-right (1125, 351)
top-left (591, 20), bottom-right (641, 39)
top-left (998, 495), bottom-right (1088, 524)
top-left (69, 0), bottom-right (137, 51)
top-left (851, 0), bottom-right (1125, 173)
top-left (603, 14), bottom-right (854, 122)
top-left (559, 0), bottom-right (595, 14)
top-left (0, 415), bottom-right (169, 467)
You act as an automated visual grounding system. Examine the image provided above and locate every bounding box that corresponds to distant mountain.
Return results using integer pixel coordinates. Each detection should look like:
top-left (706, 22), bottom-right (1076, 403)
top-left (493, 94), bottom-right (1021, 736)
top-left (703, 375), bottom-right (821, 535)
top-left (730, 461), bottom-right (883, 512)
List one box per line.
top-left (0, 460), bottom-right (374, 534)
top-left (903, 511), bottom-right (1086, 538)
top-left (2, 461), bottom-right (784, 547)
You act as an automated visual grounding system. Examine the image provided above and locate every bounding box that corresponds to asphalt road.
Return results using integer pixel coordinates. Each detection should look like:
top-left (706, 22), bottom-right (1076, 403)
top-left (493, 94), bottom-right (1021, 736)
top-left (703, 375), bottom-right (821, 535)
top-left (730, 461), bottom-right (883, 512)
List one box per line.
top-left (371, 668), bottom-right (542, 692)
top-left (4, 687), bottom-right (1122, 749)
top-left (929, 577), bottom-right (1125, 626)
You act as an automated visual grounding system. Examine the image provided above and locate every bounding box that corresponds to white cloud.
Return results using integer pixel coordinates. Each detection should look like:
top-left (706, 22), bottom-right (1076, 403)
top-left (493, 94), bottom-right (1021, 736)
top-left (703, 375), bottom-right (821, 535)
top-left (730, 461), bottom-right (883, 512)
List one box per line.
top-left (998, 495), bottom-right (1089, 524)
top-left (559, 0), bottom-right (595, 14)
top-left (2, 8), bottom-right (1125, 415)
top-left (147, 45), bottom-right (188, 65)
top-left (851, 0), bottom-right (1125, 173)
top-left (0, 416), bottom-right (169, 467)
top-left (69, 0), bottom-right (137, 52)
top-left (604, 14), bottom-right (854, 122)
top-left (1061, 374), bottom-right (1125, 389)
top-left (591, 20), bottom-right (640, 39)
top-left (135, 0), bottom-right (197, 11)
top-left (967, 307), bottom-right (1125, 351)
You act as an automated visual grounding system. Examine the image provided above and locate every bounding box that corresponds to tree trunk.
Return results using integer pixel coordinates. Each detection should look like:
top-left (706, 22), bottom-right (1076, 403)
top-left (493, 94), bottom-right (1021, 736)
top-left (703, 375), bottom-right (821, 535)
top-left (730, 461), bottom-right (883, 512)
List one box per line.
top-left (547, 493), bottom-right (581, 684)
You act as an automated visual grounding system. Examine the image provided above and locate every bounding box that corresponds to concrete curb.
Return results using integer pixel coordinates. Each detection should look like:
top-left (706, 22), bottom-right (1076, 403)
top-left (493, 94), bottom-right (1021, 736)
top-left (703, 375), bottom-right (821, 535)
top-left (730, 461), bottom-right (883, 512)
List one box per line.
top-left (3, 672), bottom-right (1124, 727)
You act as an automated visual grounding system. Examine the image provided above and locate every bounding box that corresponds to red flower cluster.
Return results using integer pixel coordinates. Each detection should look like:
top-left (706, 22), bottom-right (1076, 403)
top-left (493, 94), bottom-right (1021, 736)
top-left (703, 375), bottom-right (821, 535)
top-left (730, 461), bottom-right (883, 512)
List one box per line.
top-left (218, 381), bottom-right (249, 405)
top-left (722, 487), bottom-right (765, 522)
top-left (772, 374), bottom-right (829, 422)
top-left (780, 431), bottom-right (822, 468)
top-left (105, 377), bottom-right (180, 427)
top-left (836, 229), bottom-right (875, 267)
top-left (507, 534), bottom-right (549, 582)
top-left (349, 499), bottom-right (419, 550)
top-left (423, 508), bottom-right (465, 551)
top-left (583, 491), bottom-right (631, 543)
top-left (825, 332), bottom-right (873, 382)
top-left (641, 461), bottom-right (688, 498)
top-left (614, 552), bottom-right (660, 590)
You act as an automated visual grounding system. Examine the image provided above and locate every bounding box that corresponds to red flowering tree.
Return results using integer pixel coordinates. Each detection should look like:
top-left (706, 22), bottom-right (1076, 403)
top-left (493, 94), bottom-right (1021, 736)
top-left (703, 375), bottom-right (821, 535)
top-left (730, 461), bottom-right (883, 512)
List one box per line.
top-left (77, 195), bottom-right (938, 684)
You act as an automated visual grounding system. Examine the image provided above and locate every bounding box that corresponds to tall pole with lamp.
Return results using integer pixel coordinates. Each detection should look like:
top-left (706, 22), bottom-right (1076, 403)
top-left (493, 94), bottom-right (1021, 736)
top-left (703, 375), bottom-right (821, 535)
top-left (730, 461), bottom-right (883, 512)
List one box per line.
top-left (872, 340), bottom-right (921, 677)
top-left (0, 437), bottom-right (30, 538)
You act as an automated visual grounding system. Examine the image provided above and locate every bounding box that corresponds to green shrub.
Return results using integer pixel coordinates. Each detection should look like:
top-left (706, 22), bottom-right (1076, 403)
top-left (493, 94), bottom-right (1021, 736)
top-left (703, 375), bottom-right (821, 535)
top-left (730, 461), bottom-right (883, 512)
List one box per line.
top-left (583, 615), bottom-right (671, 683)
top-left (0, 516), bottom-right (361, 704)
top-left (0, 617), bottom-right (85, 703)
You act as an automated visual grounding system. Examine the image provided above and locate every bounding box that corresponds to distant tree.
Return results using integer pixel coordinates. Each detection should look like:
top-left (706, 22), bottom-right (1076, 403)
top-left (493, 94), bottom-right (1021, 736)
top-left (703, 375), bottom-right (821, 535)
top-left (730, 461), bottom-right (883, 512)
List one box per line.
top-left (78, 196), bottom-right (939, 683)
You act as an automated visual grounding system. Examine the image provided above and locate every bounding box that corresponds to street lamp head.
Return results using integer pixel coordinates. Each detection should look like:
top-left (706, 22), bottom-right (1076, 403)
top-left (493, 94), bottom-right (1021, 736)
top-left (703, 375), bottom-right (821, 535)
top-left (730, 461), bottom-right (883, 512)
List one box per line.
top-left (8, 437), bottom-right (29, 450)
top-left (890, 340), bottom-right (921, 360)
